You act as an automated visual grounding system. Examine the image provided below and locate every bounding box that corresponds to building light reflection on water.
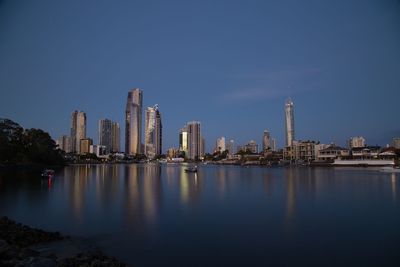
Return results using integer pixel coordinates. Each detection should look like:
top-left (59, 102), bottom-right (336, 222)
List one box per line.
top-left (180, 166), bottom-right (202, 206)
top-left (19, 164), bottom-right (399, 241)
top-left (285, 168), bottom-right (296, 225)
top-left (391, 173), bottom-right (397, 201)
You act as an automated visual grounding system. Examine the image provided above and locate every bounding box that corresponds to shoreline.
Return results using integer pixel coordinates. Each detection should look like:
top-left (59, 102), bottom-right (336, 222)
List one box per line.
top-left (0, 216), bottom-right (128, 267)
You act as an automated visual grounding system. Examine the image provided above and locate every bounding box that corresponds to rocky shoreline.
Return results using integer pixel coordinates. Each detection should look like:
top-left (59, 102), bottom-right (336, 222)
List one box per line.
top-left (0, 216), bottom-right (128, 266)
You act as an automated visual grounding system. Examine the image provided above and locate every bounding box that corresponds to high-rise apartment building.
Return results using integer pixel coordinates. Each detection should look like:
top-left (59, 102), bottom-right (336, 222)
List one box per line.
top-left (145, 104), bottom-right (162, 159)
top-left (393, 137), bottom-right (400, 149)
top-left (262, 130), bottom-right (271, 152)
top-left (179, 126), bottom-right (188, 156)
top-left (201, 137), bottom-right (206, 157)
top-left (284, 99), bottom-right (295, 147)
top-left (125, 88), bottom-right (143, 155)
top-left (187, 121), bottom-right (201, 160)
top-left (348, 136), bottom-right (366, 148)
top-left (226, 139), bottom-right (235, 155)
top-left (271, 138), bottom-right (277, 152)
top-left (99, 119), bottom-right (120, 153)
top-left (70, 110), bottom-right (86, 153)
top-left (57, 135), bottom-right (71, 153)
top-left (111, 122), bottom-right (120, 152)
top-left (215, 137), bottom-right (226, 152)
top-left (238, 140), bottom-right (259, 154)
top-left (80, 138), bottom-right (92, 155)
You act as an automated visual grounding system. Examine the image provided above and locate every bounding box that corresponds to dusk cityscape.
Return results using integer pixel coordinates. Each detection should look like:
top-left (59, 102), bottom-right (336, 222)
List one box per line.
top-left (1, 1), bottom-right (400, 266)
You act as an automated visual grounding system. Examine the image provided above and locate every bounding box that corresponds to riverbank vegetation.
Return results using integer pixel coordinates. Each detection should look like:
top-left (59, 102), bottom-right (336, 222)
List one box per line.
top-left (0, 118), bottom-right (64, 166)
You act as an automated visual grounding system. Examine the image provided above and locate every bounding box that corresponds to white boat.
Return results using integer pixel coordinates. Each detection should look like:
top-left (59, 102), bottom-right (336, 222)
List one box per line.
top-left (41, 169), bottom-right (55, 177)
top-left (380, 166), bottom-right (400, 173)
top-left (333, 159), bottom-right (395, 167)
top-left (185, 166), bottom-right (198, 173)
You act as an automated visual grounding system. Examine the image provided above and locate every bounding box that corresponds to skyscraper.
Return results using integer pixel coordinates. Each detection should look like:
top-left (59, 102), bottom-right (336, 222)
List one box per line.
top-left (57, 135), bottom-right (71, 153)
top-left (393, 137), bottom-right (400, 149)
top-left (187, 121), bottom-right (201, 160)
top-left (284, 99), bottom-right (295, 147)
top-left (99, 119), bottom-right (120, 153)
top-left (111, 122), bottom-right (120, 152)
top-left (80, 138), bottom-right (92, 155)
top-left (262, 130), bottom-right (271, 152)
top-left (70, 110), bottom-right (86, 153)
top-left (145, 104), bottom-right (162, 159)
top-left (226, 139), bottom-right (235, 155)
top-left (179, 126), bottom-right (188, 156)
top-left (125, 88), bottom-right (143, 155)
top-left (215, 137), bottom-right (226, 152)
top-left (201, 137), bottom-right (206, 157)
top-left (271, 138), bottom-right (277, 152)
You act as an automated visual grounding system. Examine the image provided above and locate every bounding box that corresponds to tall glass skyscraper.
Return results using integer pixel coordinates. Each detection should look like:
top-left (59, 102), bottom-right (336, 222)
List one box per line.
top-left (70, 110), bottom-right (86, 153)
top-left (99, 119), bottom-right (120, 153)
top-left (179, 126), bottom-right (188, 157)
top-left (125, 88), bottom-right (143, 155)
top-left (111, 122), bottom-right (120, 152)
top-left (284, 99), bottom-right (295, 147)
top-left (187, 121), bottom-right (201, 160)
top-left (145, 104), bottom-right (162, 159)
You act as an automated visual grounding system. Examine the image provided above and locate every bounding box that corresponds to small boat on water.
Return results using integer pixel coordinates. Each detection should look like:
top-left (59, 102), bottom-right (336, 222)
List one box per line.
top-left (41, 169), bottom-right (55, 177)
top-left (185, 166), bottom-right (198, 173)
top-left (380, 166), bottom-right (400, 173)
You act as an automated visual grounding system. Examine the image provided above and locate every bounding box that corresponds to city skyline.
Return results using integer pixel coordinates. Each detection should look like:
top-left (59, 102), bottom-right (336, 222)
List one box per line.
top-left (29, 94), bottom-right (400, 155)
top-left (0, 1), bottom-right (399, 150)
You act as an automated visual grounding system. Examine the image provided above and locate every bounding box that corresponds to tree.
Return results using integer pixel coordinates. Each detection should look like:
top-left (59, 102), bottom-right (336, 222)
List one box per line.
top-left (23, 128), bottom-right (64, 165)
top-left (0, 118), bottom-right (24, 163)
top-left (0, 118), bottom-right (64, 165)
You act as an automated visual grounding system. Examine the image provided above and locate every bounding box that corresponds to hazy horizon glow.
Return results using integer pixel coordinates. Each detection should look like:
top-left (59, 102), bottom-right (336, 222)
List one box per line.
top-left (1, 0), bottom-right (399, 151)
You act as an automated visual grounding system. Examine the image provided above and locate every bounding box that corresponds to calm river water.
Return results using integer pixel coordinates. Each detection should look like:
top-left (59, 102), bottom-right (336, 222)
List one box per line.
top-left (1, 164), bottom-right (400, 266)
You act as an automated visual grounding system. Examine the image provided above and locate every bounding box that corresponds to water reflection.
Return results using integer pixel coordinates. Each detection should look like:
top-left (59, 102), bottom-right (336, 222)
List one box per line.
top-left (391, 173), bottom-right (397, 201)
top-left (285, 168), bottom-right (296, 222)
top-left (179, 167), bottom-right (202, 206)
top-left (122, 164), bottom-right (163, 232)
top-left (1, 165), bottom-right (400, 266)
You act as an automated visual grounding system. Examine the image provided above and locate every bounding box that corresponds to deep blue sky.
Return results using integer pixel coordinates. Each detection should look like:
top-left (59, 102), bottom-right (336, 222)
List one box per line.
top-left (1, 0), bottom-right (399, 151)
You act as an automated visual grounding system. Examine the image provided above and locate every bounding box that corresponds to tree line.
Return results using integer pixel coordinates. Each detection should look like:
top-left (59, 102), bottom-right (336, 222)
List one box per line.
top-left (0, 118), bottom-right (64, 166)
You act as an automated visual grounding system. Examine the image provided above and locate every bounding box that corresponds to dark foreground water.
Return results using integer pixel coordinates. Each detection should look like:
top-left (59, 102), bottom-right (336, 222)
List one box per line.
top-left (1, 164), bottom-right (400, 266)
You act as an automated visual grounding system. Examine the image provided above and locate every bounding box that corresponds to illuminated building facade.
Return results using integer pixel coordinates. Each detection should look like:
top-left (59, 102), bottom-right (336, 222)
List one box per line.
top-left (262, 130), bottom-right (271, 152)
top-left (215, 137), bottom-right (226, 152)
top-left (99, 119), bottom-right (120, 153)
top-left (348, 136), bottom-right (366, 148)
top-left (71, 110), bottom-right (86, 153)
top-left (145, 104), bottom-right (162, 159)
top-left (125, 88), bottom-right (143, 155)
top-left (179, 126), bottom-right (188, 157)
top-left (285, 99), bottom-right (295, 147)
top-left (187, 121), bottom-right (201, 160)
top-left (57, 135), bottom-right (71, 153)
top-left (80, 138), bottom-right (92, 155)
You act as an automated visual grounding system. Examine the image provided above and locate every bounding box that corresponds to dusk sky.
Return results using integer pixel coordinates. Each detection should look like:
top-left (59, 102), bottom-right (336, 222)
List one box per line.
top-left (0, 0), bottom-right (399, 151)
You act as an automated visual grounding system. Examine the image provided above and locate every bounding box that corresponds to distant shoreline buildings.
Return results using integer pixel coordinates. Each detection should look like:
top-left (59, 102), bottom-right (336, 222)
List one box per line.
top-left (54, 89), bottom-right (400, 164)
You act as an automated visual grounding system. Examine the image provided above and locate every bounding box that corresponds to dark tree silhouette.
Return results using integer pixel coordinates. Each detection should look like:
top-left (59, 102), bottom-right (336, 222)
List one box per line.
top-left (0, 118), bottom-right (64, 165)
